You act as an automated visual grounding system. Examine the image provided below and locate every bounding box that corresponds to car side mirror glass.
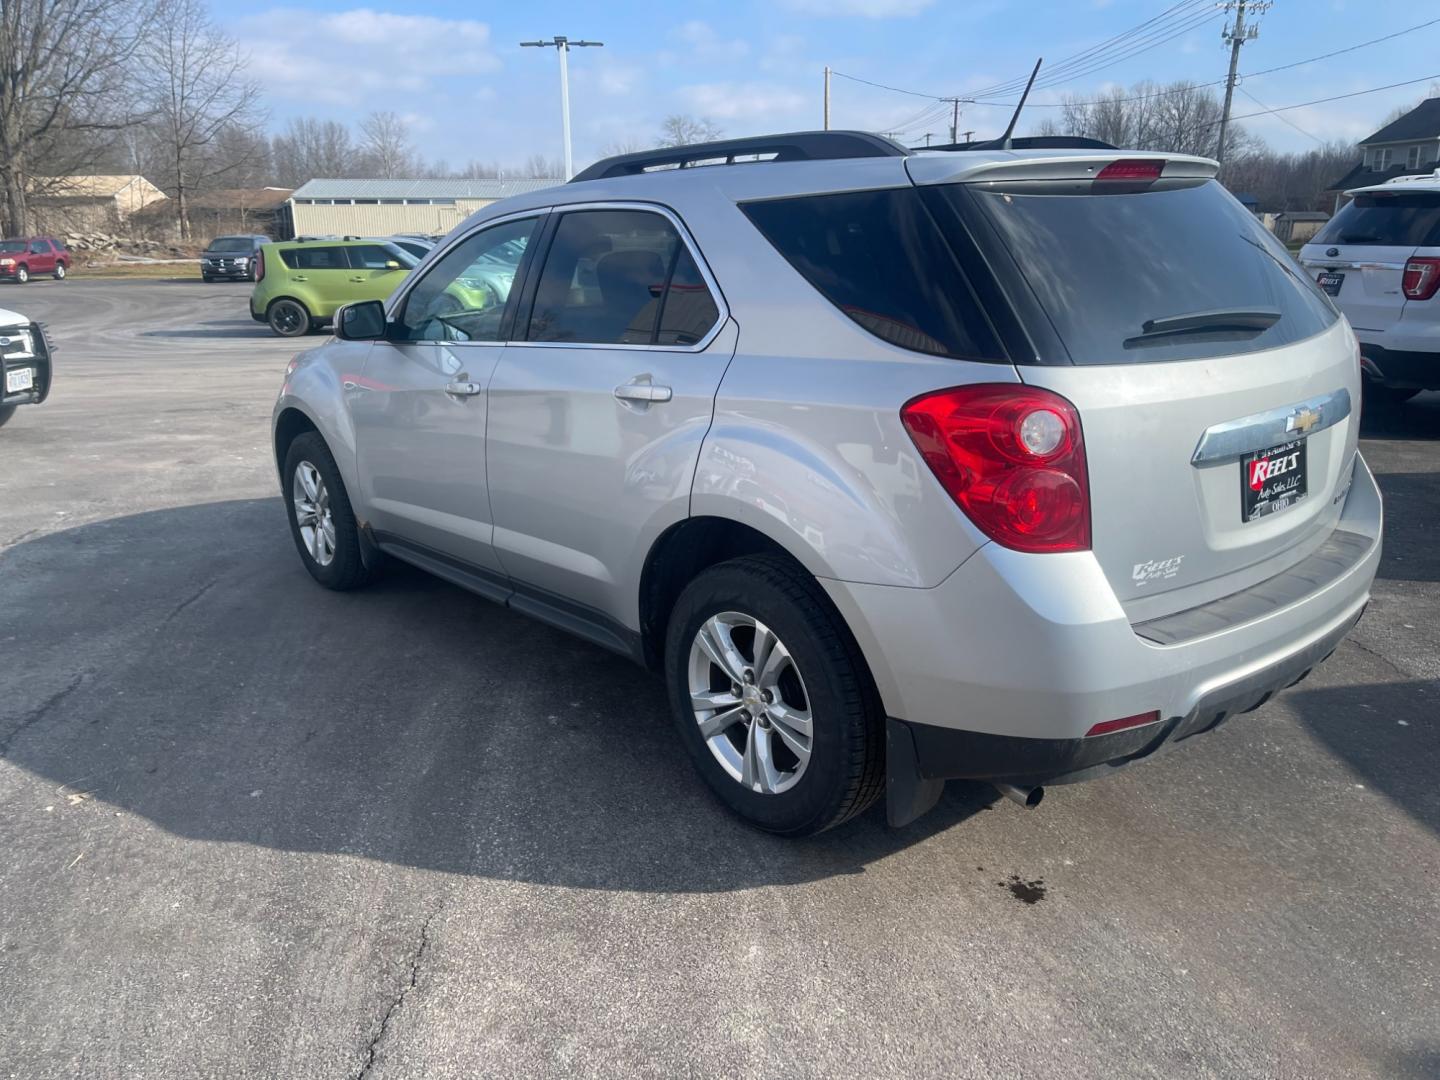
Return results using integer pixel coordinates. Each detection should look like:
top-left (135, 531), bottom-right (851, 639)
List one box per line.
top-left (335, 300), bottom-right (387, 341)
top-left (385, 260), bottom-right (402, 271)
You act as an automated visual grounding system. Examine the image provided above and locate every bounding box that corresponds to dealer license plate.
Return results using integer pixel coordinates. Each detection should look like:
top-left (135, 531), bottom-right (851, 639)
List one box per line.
top-left (1242, 439), bottom-right (1307, 521)
top-left (5, 366), bottom-right (34, 393)
top-left (1317, 271), bottom-right (1344, 297)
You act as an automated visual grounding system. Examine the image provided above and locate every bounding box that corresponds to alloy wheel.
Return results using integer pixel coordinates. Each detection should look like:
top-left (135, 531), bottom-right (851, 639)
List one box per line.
top-left (687, 611), bottom-right (813, 794)
top-left (292, 461), bottom-right (336, 566)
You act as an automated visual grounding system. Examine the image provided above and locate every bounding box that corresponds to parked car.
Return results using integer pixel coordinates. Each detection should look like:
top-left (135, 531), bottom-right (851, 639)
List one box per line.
top-left (0, 237), bottom-right (69, 283)
top-left (1301, 171), bottom-right (1440, 404)
top-left (384, 235), bottom-right (435, 260)
top-left (201, 234), bottom-right (269, 282)
top-left (249, 238), bottom-right (416, 337)
top-left (0, 306), bottom-right (53, 427)
top-left (272, 133), bottom-right (1381, 835)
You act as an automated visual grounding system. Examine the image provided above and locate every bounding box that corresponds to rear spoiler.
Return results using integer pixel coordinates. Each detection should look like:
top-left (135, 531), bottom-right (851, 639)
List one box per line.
top-left (905, 152), bottom-right (1219, 187)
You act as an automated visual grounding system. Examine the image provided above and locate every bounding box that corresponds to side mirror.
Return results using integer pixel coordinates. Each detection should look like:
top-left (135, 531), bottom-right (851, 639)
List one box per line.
top-left (335, 300), bottom-right (387, 341)
top-left (385, 260), bottom-right (402, 271)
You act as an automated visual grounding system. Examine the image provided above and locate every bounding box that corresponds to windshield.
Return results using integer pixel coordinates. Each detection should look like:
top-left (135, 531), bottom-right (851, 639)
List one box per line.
top-left (1312, 192), bottom-right (1440, 247)
top-left (208, 237), bottom-right (255, 252)
top-left (0, 241), bottom-right (26, 252)
top-left (958, 180), bottom-right (1338, 365)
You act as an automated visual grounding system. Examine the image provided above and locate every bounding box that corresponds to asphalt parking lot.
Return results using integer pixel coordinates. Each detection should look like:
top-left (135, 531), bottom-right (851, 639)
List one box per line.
top-left (0, 278), bottom-right (1437, 1079)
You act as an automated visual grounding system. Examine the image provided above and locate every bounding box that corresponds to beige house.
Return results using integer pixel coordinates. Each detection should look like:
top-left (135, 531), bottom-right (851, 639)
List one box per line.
top-left (30, 175), bottom-right (167, 233)
top-left (287, 178), bottom-right (558, 238)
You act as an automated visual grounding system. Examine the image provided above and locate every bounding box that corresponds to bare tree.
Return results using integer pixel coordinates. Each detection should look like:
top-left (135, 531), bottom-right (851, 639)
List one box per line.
top-left (1222, 141), bottom-right (1360, 212)
top-left (270, 118), bottom-right (361, 186)
top-left (1051, 81), bottom-right (1258, 162)
top-left (141, 0), bottom-right (262, 238)
top-left (520, 153), bottom-right (564, 179)
top-left (657, 115), bottom-right (723, 147)
top-left (599, 137), bottom-right (650, 157)
top-left (0, 0), bottom-right (163, 234)
top-left (359, 111), bottom-right (414, 178)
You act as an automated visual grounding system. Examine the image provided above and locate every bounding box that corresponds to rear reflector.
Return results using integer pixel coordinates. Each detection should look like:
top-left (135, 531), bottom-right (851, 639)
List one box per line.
top-left (1096, 159), bottom-right (1165, 182)
top-left (1085, 711), bottom-right (1161, 738)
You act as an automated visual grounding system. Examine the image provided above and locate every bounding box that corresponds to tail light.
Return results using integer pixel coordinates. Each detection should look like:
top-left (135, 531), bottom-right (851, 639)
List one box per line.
top-left (1096, 158), bottom-right (1164, 182)
top-left (1401, 256), bottom-right (1440, 300)
top-left (900, 384), bottom-right (1091, 553)
top-left (255, 249), bottom-right (266, 282)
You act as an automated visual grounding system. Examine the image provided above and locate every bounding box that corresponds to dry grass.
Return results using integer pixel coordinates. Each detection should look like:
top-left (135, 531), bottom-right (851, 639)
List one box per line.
top-left (71, 261), bottom-right (201, 280)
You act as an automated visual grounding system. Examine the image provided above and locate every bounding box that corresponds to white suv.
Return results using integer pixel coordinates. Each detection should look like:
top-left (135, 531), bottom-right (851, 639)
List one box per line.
top-left (1302, 171), bottom-right (1440, 404)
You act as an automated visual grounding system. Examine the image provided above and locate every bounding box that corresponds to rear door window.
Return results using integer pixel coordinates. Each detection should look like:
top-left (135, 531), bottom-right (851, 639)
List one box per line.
top-left (1312, 192), bottom-right (1440, 247)
top-left (741, 187), bottom-right (1004, 361)
top-left (282, 246), bottom-right (348, 270)
top-left (346, 244), bottom-right (414, 270)
top-left (954, 180), bottom-right (1338, 365)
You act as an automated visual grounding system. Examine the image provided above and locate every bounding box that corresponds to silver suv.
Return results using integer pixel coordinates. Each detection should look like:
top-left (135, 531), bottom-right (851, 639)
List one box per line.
top-left (1301, 170), bottom-right (1440, 404)
top-left (272, 132), bottom-right (1382, 835)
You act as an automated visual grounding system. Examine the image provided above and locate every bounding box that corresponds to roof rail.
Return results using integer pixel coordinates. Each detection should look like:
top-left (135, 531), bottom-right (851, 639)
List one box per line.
top-left (570, 130), bottom-right (907, 183)
top-left (1384, 169), bottom-right (1440, 184)
top-left (919, 135), bottom-right (1118, 153)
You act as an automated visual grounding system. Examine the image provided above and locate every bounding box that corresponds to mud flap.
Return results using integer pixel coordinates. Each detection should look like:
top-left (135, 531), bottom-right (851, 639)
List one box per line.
top-left (886, 718), bottom-right (945, 827)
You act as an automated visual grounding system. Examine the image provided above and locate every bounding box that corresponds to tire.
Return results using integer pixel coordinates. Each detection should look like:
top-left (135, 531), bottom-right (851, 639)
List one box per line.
top-left (282, 431), bottom-right (380, 590)
top-left (202, 274), bottom-right (215, 283)
top-left (268, 297), bottom-right (312, 338)
top-left (0, 403), bottom-right (16, 428)
top-left (14, 265), bottom-right (27, 284)
top-left (53, 262), bottom-right (65, 280)
top-left (664, 554), bottom-right (885, 836)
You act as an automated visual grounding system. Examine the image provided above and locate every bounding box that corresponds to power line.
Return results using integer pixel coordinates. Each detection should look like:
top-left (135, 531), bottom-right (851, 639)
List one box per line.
top-left (1238, 86), bottom-right (1322, 143)
top-left (969, 0), bottom-right (1213, 98)
top-left (1218, 73), bottom-right (1440, 125)
top-left (832, 17), bottom-right (1440, 115)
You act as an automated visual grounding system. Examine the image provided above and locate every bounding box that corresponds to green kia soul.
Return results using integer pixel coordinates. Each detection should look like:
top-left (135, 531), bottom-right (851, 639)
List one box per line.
top-left (250, 238), bottom-right (418, 337)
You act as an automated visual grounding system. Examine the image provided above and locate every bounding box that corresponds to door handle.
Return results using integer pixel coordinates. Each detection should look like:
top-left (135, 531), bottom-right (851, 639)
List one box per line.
top-left (349, 276), bottom-right (366, 282)
top-left (291, 275), bottom-right (308, 281)
top-left (613, 380), bottom-right (673, 406)
top-left (445, 380), bottom-right (483, 397)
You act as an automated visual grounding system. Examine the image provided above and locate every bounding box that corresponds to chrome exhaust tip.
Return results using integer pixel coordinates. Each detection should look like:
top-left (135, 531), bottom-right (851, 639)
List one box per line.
top-left (995, 783), bottom-right (1044, 809)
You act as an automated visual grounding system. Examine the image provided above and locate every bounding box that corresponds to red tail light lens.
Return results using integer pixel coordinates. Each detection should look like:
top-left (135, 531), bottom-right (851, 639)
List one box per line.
top-left (1086, 710), bottom-right (1161, 738)
top-left (255, 250), bottom-right (266, 282)
top-left (1096, 158), bottom-right (1164, 182)
top-left (1402, 256), bottom-right (1440, 300)
top-left (900, 384), bottom-right (1091, 553)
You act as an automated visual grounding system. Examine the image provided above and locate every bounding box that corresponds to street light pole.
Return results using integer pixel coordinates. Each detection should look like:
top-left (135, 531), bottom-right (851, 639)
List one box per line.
top-left (520, 35), bottom-right (604, 181)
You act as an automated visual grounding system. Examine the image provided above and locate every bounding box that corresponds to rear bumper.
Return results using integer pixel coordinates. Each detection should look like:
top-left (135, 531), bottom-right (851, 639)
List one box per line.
top-left (823, 453), bottom-right (1382, 798)
top-left (1352, 342), bottom-right (1440, 390)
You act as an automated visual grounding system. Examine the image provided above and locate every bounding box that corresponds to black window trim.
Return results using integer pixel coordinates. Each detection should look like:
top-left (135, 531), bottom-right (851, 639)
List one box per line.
top-left (509, 200), bottom-right (729, 354)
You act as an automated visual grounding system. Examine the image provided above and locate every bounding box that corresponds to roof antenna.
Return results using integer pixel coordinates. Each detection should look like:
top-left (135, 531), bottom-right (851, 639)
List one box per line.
top-left (997, 58), bottom-right (1043, 150)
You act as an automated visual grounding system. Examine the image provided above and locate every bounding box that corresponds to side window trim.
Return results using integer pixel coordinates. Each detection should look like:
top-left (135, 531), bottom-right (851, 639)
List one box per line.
top-left (509, 200), bottom-right (728, 353)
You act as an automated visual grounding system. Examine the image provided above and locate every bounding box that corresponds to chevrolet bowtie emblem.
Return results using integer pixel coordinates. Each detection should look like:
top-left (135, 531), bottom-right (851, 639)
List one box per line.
top-left (1287, 407), bottom-right (1322, 435)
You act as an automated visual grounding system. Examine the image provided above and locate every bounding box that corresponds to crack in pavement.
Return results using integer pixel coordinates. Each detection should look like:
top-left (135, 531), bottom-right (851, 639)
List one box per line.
top-left (1343, 635), bottom-right (1412, 679)
top-left (157, 578), bottom-right (218, 627)
top-left (353, 908), bottom-right (441, 1080)
top-left (0, 672), bottom-right (86, 756)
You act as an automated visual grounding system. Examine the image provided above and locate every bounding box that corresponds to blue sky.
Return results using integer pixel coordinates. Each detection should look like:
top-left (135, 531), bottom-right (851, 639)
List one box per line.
top-left (215, 0), bottom-right (1440, 169)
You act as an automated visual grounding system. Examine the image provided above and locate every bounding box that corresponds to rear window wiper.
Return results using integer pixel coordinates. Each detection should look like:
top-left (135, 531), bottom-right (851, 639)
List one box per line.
top-left (1125, 307), bottom-right (1282, 346)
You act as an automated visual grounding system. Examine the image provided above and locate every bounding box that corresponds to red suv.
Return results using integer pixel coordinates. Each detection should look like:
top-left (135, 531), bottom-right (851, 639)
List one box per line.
top-left (0, 237), bottom-right (69, 283)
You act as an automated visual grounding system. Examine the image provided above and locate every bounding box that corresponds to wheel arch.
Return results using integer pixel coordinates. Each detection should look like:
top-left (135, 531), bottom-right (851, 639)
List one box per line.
top-left (273, 406), bottom-right (320, 486)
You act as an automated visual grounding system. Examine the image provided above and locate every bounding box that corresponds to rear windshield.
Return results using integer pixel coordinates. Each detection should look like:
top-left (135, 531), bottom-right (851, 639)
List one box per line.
top-left (957, 181), bottom-right (1338, 365)
top-left (741, 188), bottom-right (1004, 361)
top-left (208, 237), bottom-right (254, 252)
top-left (1312, 192), bottom-right (1440, 247)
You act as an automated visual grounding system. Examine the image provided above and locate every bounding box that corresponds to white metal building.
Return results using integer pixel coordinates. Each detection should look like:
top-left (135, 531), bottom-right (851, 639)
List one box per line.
top-left (287, 178), bottom-right (559, 238)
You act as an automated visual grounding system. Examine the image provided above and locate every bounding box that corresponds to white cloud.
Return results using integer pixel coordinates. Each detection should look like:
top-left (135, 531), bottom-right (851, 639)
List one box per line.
top-left (235, 8), bottom-right (500, 106)
top-left (782, 0), bottom-right (933, 15)
top-left (676, 81), bottom-right (811, 122)
top-left (674, 21), bottom-right (751, 62)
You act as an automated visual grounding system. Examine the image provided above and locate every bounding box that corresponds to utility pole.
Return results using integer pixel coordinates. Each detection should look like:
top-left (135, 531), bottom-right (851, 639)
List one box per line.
top-left (1216, 1), bottom-right (1269, 168)
top-left (950, 98), bottom-right (960, 143)
top-left (961, 130), bottom-right (975, 143)
top-left (521, 36), bottom-right (604, 181)
top-left (922, 133), bottom-right (933, 147)
top-left (823, 66), bottom-right (831, 130)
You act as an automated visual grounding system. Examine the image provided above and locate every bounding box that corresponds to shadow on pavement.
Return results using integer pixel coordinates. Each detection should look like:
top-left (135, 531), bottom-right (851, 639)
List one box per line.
top-left (0, 499), bottom-right (998, 893)
top-left (142, 323), bottom-right (276, 340)
top-left (1358, 391), bottom-right (1440, 442)
top-left (1372, 471), bottom-right (1440, 583)
top-left (1289, 677), bottom-right (1439, 836)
